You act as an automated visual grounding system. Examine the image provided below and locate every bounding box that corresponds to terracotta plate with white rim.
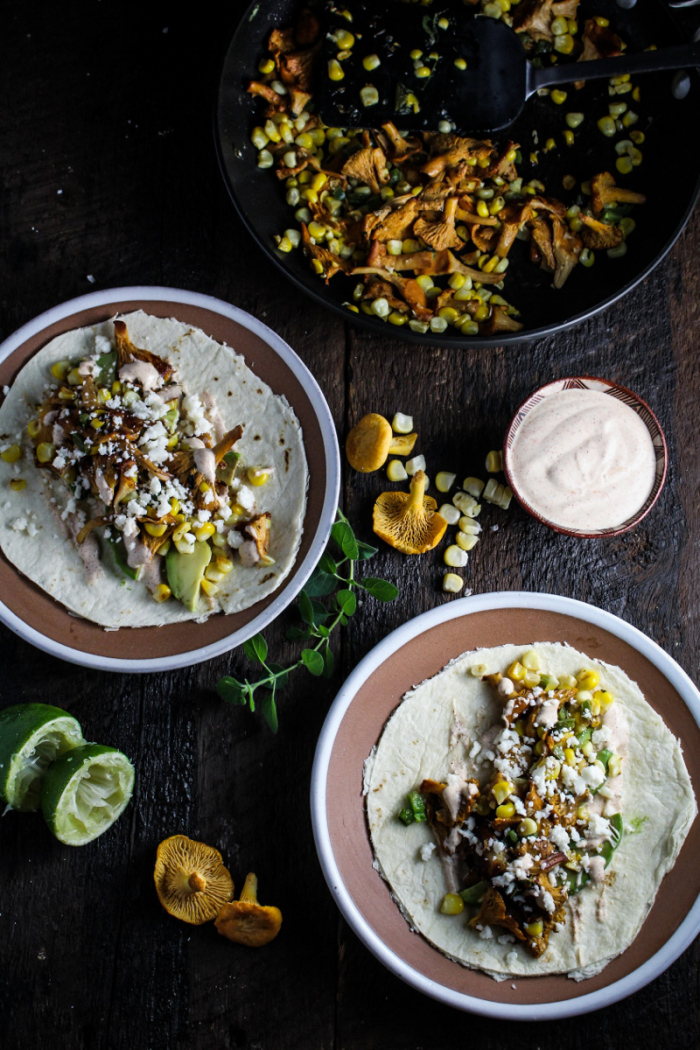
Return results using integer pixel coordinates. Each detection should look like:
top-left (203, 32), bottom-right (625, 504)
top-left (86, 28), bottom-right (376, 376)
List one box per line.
top-left (502, 376), bottom-right (668, 538)
top-left (311, 592), bottom-right (700, 1020)
top-left (0, 287), bottom-right (340, 673)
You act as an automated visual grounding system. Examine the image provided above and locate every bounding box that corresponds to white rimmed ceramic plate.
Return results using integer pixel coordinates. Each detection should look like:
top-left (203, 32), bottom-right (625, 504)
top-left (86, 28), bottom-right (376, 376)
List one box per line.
top-left (0, 286), bottom-right (340, 673)
top-left (311, 591), bottom-right (700, 1019)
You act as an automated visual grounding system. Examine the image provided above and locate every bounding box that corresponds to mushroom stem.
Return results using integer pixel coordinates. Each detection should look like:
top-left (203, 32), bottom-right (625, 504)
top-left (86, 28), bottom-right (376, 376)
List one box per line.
top-left (407, 470), bottom-right (427, 510)
top-left (188, 871), bottom-right (207, 893)
top-left (239, 872), bottom-right (259, 905)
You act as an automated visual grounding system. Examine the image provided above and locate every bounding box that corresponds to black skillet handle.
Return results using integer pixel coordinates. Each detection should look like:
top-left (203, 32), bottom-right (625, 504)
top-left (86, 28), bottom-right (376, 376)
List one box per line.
top-left (528, 40), bottom-right (700, 96)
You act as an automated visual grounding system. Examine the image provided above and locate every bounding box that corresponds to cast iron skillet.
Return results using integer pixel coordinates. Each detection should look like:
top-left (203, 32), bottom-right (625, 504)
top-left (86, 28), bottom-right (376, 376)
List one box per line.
top-left (215, 0), bottom-right (700, 348)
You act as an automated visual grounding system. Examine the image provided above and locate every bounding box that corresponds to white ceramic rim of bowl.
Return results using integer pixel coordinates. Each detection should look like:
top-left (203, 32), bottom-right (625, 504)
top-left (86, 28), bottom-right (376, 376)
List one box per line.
top-left (0, 286), bottom-right (341, 674)
top-left (310, 590), bottom-right (700, 1020)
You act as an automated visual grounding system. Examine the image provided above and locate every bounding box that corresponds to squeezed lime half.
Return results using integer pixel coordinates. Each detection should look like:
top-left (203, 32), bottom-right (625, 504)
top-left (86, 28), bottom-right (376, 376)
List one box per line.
top-left (0, 703), bottom-right (85, 812)
top-left (41, 743), bottom-right (135, 846)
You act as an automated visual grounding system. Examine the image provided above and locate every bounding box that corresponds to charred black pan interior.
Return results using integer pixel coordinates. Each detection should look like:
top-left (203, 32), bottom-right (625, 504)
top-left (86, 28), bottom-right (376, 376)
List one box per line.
top-left (216, 0), bottom-right (700, 347)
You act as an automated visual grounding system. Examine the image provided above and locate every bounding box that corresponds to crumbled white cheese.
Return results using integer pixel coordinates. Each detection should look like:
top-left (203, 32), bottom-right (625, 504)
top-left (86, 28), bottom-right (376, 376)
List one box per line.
top-left (419, 842), bottom-right (436, 862)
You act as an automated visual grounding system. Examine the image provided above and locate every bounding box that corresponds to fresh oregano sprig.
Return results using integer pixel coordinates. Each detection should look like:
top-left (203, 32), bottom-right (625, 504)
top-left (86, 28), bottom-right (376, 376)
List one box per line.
top-left (216, 509), bottom-right (398, 732)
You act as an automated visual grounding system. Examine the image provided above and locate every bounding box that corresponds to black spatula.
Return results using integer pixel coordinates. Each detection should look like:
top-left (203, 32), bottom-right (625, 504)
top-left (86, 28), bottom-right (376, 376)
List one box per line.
top-left (319, 3), bottom-right (700, 134)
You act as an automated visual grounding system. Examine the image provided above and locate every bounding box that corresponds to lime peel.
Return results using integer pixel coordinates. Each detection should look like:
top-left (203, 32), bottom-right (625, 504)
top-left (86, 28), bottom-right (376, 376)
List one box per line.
top-left (0, 704), bottom-right (85, 812)
top-left (41, 743), bottom-right (135, 846)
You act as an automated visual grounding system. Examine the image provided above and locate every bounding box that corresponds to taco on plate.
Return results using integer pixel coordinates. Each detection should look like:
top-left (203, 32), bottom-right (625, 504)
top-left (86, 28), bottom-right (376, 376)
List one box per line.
top-left (364, 642), bottom-right (696, 980)
top-left (0, 311), bottom-right (307, 628)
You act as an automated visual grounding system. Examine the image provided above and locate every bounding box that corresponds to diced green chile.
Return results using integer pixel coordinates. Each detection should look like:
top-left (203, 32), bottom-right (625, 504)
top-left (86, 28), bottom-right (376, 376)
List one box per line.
top-left (459, 880), bottom-right (488, 905)
top-left (408, 790), bottom-right (427, 822)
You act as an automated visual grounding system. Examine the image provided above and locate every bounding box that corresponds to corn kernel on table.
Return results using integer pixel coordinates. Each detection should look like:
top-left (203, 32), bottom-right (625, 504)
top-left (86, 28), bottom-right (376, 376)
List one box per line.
top-left (1, 1), bottom-right (700, 1048)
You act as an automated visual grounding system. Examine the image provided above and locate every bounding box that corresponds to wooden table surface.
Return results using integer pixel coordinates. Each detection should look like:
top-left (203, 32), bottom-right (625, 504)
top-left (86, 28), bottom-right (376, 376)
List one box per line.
top-left (2, 2), bottom-right (699, 1047)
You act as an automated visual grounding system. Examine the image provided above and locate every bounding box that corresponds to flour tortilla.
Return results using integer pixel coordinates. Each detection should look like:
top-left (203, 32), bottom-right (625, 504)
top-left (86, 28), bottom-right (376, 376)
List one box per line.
top-left (0, 311), bottom-right (308, 628)
top-left (364, 641), bottom-right (696, 980)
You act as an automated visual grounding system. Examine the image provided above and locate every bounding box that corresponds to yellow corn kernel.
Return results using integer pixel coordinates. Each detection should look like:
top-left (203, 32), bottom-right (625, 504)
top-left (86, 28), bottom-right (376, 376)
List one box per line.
top-left (525, 920), bottom-right (543, 937)
top-left (474, 303), bottom-right (490, 323)
top-left (204, 565), bottom-right (225, 583)
top-left (608, 754), bottom-right (623, 777)
top-left (456, 531), bottom-right (478, 552)
top-left (174, 536), bottom-right (195, 555)
top-left (496, 802), bottom-right (516, 819)
top-left (595, 689), bottom-right (615, 711)
top-left (388, 311), bottom-right (406, 326)
top-left (311, 172), bottom-right (327, 194)
top-left (493, 780), bottom-right (513, 805)
top-left (67, 368), bottom-right (83, 386)
top-left (564, 747), bottom-right (577, 766)
top-left (215, 556), bottom-right (234, 575)
top-left (523, 670), bottom-right (540, 688)
top-left (440, 893), bottom-right (464, 916)
top-left (333, 28), bottom-right (354, 49)
top-left (438, 307), bottom-right (460, 323)
top-left (522, 650), bottom-right (541, 671)
top-left (10, 477), bottom-right (26, 491)
top-left (476, 199), bottom-right (490, 219)
top-left (212, 531), bottom-right (228, 548)
top-left (36, 442), bottom-right (55, 463)
top-left (301, 188), bottom-right (319, 204)
top-left (519, 817), bottom-right (537, 837)
top-left (507, 660), bottom-right (525, 681)
top-left (172, 522), bottom-right (190, 543)
top-left (194, 522), bottom-right (216, 541)
top-left (144, 522), bottom-right (168, 537)
top-left (328, 59), bottom-right (344, 81)
top-left (258, 56), bottom-right (275, 75)
top-left (595, 15), bottom-right (609, 26)
top-left (360, 85), bottom-right (379, 107)
top-left (554, 33), bottom-right (574, 54)
top-left (402, 238), bottom-right (421, 254)
top-left (485, 450), bottom-right (503, 473)
top-left (551, 89), bottom-right (567, 105)
top-left (89, 418), bottom-right (104, 430)
top-left (435, 471), bottom-right (456, 493)
top-left (454, 57), bottom-right (467, 70)
top-left (616, 155), bottom-right (634, 175)
top-left (200, 578), bottom-right (219, 597)
top-left (577, 669), bottom-right (600, 690)
top-left (247, 467), bottom-right (269, 487)
top-left (152, 584), bottom-right (172, 603)
top-left (26, 419), bottom-right (42, 439)
top-left (363, 54), bottom-right (380, 71)
top-left (51, 360), bottom-right (71, 381)
top-left (386, 459), bottom-right (408, 482)
top-left (442, 573), bottom-right (464, 594)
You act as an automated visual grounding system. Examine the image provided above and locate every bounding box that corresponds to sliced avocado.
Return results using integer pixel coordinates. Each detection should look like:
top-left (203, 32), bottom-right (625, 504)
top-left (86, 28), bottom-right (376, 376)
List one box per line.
top-left (216, 450), bottom-right (240, 486)
top-left (166, 541), bottom-right (212, 611)
top-left (105, 534), bottom-right (142, 581)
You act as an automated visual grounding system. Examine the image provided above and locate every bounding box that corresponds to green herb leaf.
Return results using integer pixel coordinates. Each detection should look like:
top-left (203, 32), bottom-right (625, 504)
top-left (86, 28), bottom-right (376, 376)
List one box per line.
top-left (361, 577), bottom-right (399, 602)
top-left (301, 649), bottom-right (325, 677)
top-left (216, 677), bottom-right (247, 706)
top-left (310, 599), bottom-right (330, 625)
top-left (331, 520), bottom-right (359, 560)
top-left (317, 625), bottom-right (331, 638)
top-left (336, 589), bottom-right (357, 616)
top-left (244, 680), bottom-right (256, 712)
top-left (298, 590), bottom-right (314, 625)
top-left (286, 626), bottom-right (311, 641)
top-left (304, 569), bottom-right (338, 597)
top-left (244, 634), bottom-right (268, 664)
top-left (323, 646), bottom-right (335, 678)
top-left (261, 692), bottom-right (279, 733)
top-left (355, 540), bottom-right (378, 561)
top-left (319, 551), bottom-right (338, 575)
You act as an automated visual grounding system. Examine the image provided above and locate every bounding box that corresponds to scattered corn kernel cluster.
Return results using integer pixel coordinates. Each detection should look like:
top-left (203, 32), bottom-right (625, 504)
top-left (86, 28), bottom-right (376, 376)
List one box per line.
top-left (438, 449), bottom-right (513, 594)
top-left (345, 409), bottom-right (516, 591)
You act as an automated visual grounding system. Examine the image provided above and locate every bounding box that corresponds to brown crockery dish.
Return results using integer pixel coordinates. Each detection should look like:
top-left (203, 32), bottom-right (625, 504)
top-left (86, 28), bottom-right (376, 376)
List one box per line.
top-left (0, 294), bottom-right (334, 663)
top-left (318, 601), bottom-right (700, 1013)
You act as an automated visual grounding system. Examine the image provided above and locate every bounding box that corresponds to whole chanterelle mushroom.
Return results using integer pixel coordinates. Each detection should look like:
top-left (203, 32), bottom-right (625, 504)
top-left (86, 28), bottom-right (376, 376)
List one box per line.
top-left (154, 834), bottom-right (234, 925)
top-left (373, 470), bottom-right (447, 554)
top-left (346, 413), bottom-right (417, 473)
top-left (215, 872), bottom-right (283, 947)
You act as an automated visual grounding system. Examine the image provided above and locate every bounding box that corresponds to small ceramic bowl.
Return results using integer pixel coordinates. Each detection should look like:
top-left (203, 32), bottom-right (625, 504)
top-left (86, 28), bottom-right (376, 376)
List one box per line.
top-left (502, 376), bottom-right (668, 538)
